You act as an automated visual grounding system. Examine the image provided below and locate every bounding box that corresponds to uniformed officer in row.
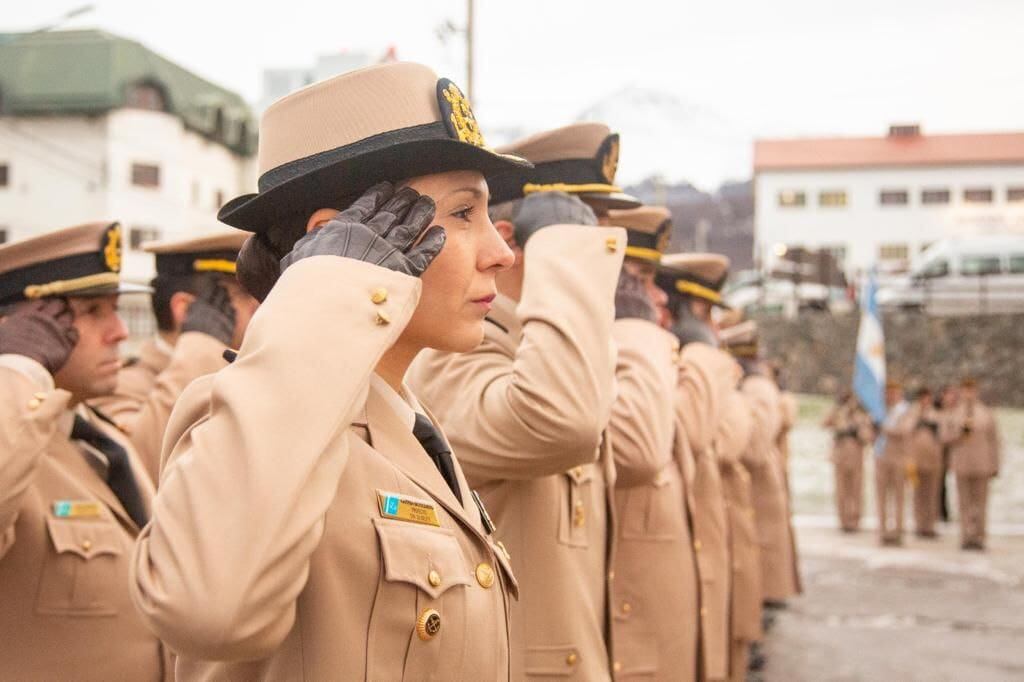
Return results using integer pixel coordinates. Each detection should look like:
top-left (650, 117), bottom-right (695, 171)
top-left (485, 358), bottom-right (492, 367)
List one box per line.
top-left (822, 390), bottom-right (873, 532)
top-left (658, 252), bottom-right (747, 682)
top-left (874, 379), bottom-right (914, 546)
top-left (0, 222), bottom-right (169, 680)
top-left (906, 386), bottom-right (943, 538)
top-left (91, 230), bottom-right (257, 483)
top-left (719, 320), bottom-right (800, 609)
top-left (130, 61), bottom-right (527, 680)
top-left (947, 377), bottom-right (1001, 550)
top-left (409, 121), bottom-right (633, 680)
top-left (603, 207), bottom-right (702, 680)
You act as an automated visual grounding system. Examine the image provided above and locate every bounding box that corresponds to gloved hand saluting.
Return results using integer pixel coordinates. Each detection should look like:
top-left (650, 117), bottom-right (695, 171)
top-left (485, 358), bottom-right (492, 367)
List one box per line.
top-left (0, 298), bottom-right (79, 375)
top-left (181, 278), bottom-right (236, 346)
top-left (281, 181), bottom-right (446, 278)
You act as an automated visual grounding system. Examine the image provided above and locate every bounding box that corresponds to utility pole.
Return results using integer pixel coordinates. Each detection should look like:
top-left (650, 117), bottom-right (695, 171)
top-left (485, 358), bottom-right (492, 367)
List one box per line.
top-left (466, 0), bottom-right (475, 100)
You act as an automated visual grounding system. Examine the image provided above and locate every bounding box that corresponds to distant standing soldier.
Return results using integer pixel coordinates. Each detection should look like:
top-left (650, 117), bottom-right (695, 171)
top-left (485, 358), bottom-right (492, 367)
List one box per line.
top-left (907, 387), bottom-right (943, 538)
top-left (875, 380), bottom-right (915, 546)
top-left (822, 391), bottom-right (873, 532)
top-left (948, 378), bottom-right (1001, 550)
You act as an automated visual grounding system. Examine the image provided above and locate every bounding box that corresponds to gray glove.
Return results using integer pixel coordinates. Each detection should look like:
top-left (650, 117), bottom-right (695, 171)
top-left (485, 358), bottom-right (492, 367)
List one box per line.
top-left (512, 191), bottom-right (597, 246)
top-left (615, 270), bottom-right (657, 322)
top-left (281, 182), bottom-right (446, 277)
top-left (0, 298), bottom-right (79, 374)
top-left (182, 279), bottom-right (235, 345)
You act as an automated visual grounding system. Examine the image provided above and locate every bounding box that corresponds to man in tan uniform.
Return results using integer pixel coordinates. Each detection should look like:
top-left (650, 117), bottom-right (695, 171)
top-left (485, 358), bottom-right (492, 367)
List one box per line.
top-left (659, 251), bottom-right (741, 675)
top-left (720, 321), bottom-right (799, 605)
top-left (822, 391), bottom-right (873, 532)
top-left (947, 378), bottom-right (1001, 550)
top-left (906, 387), bottom-right (943, 538)
top-left (658, 253), bottom-right (753, 682)
top-left (603, 208), bottom-right (702, 680)
top-left (874, 380), bottom-right (915, 546)
top-left (409, 123), bottom-right (633, 679)
top-left (91, 231), bottom-right (256, 483)
top-left (0, 222), bottom-right (168, 680)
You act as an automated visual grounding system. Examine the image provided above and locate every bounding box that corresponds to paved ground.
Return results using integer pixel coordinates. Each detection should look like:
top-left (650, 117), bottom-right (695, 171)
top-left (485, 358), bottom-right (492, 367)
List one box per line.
top-left (761, 524), bottom-right (1024, 681)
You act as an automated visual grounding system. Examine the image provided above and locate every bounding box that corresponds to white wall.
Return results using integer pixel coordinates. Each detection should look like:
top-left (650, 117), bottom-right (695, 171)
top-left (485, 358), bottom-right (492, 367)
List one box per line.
top-left (0, 110), bottom-right (254, 283)
top-left (755, 164), bottom-right (1024, 275)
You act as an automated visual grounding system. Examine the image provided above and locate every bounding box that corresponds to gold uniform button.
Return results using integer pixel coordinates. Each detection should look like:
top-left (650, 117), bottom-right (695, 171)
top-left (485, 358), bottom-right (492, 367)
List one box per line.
top-left (33, 392), bottom-right (47, 400)
top-left (371, 287), bottom-right (388, 304)
top-left (375, 309), bottom-right (391, 326)
top-left (27, 398), bottom-right (42, 410)
top-left (571, 466), bottom-right (584, 477)
top-left (566, 652), bottom-right (578, 666)
top-left (613, 661), bottom-right (623, 673)
top-left (700, 607), bottom-right (708, 617)
top-left (605, 236), bottom-right (618, 253)
top-left (428, 570), bottom-right (442, 587)
top-left (475, 562), bottom-right (495, 589)
top-left (693, 539), bottom-right (702, 551)
top-left (81, 539), bottom-right (93, 551)
top-left (416, 608), bottom-right (442, 641)
top-left (573, 502), bottom-right (586, 528)
top-left (621, 601), bottom-right (632, 614)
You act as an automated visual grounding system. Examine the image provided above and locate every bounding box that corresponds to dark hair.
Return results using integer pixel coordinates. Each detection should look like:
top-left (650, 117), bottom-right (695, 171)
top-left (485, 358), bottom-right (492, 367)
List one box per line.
top-left (150, 273), bottom-right (205, 331)
top-left (914, 386), bottom-right (932, 400)
top-left (235, 213), bottom-right (308, 302)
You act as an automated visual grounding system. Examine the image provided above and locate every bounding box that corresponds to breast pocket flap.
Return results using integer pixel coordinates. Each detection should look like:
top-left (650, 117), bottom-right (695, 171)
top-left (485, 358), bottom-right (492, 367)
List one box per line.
top-left (374, 518), bottom-right (472, 599)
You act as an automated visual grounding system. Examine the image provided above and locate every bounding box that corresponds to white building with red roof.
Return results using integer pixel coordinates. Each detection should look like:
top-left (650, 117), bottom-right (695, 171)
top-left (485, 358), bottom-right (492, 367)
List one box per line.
top-left (753, 125), bottom-right (1024, 275)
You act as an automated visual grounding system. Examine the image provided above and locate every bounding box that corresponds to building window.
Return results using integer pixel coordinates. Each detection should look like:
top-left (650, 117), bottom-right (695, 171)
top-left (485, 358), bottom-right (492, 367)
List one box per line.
top-left (129, 226), bottom-right (162, 251)
top-left (777, 190), bottom-right (805, 207)
top-left (920, 258), bottom-right (949, 278)
top-left (0, 227), bottom-right (8, 244)
top-left (131, 163), bottom-right (160, 188)
top-left (878, 243), bottom-right (909, 261)
top-left (823, 244), bottom-right (847, 264)
top-left (818, 190), bottom-right (847, 207)
top-left (1007, 187), bottom-right (1024, 202)
top-left (1009, 255), bottom-right (1024, 274)
top-left (214, 190), bottom-right (225, 209)
top-left (960, 254), bottom-right (1001, 276)
top-left (879, 189), bottom-right (908, 206)
top-left (126, 83), bottom-right (167, 111)
top-left (921, 188), bottom-right (950, 205)
top-left (0, 163), bottom-right (8, 187)
top-left (963, 187), bottom-right (993, 203)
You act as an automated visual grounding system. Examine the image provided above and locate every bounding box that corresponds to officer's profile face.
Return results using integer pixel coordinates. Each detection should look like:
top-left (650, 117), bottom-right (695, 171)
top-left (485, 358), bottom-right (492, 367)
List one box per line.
top-left (623, 258), bottom-right (669, 310)
top-left (54, 295), bottom-right (128, 401)
top-left (399, 170), bottom-right (514, 352)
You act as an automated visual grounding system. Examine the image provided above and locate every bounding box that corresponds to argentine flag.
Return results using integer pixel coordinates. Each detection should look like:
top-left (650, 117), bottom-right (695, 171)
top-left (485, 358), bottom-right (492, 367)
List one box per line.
top-left (853, 270), bottom-right (886, 424)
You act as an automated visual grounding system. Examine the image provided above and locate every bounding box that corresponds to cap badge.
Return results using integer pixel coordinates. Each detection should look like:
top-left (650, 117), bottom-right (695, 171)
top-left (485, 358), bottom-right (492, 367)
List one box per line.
top-left (438, 79), bottom-right (486, 148)
top-left (600, 135), bottom-right (620, 184)
top-left (102, 224), bottom-right (122, 273)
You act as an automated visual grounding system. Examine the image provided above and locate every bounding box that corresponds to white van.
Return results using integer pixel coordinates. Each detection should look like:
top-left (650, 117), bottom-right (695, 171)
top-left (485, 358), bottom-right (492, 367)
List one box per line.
top-left (876, 235), bottom-right (1024, 315)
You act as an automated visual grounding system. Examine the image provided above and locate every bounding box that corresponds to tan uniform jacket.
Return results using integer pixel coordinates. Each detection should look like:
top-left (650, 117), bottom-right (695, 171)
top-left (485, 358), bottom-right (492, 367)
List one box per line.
top-left (0, 356), bottom-right (166, 681)
top-left (715, 388), bottom-right (762, 644)
top-left (948, 401), bottom-right (1000, 477)
top-left (608, 320), bottom-right (698, 680)
top-left (91, 333), bottom-right (226, 485)
top-left (878, 402), bottom-right (915, 463)
top-left (823, 403), bottom-right (872, 470)
top-left (409, 224), bottom-right (626, 681)
top-left (675, 343), bottom-right (738, 681)
top-left (741, 374), bottom-right (797, 602)
top-left (907, 403), bottom-right (943, 472)
top-left (131, 257), bottom-right (516, 681)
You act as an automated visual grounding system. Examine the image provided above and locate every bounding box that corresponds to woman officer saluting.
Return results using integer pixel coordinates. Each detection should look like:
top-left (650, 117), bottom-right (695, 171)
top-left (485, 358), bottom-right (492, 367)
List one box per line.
top-left (130, 62), bottom-right (528, 680)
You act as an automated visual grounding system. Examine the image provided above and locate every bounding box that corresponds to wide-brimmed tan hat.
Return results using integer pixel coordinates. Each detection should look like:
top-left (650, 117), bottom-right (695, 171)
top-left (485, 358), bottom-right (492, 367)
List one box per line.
top-left (144, 229), bottom-right (249, 276)
top-left (487, 122), bottom-right (640, 210)
top-left (719, 319), bottom-right (759, 358)
top-left (658, 252), bottom-right (732, 308)
top-left (218, 62), bottom-right (530, 233)
top-left (0, 221), bottom-right (150, 305)
top-left (606, 205), bottom-right (672, 264)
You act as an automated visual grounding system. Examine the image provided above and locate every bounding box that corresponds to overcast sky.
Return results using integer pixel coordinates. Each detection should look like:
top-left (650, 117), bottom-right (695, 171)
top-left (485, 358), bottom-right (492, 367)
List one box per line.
top-left (8, 0), bottom-right (1024, 188)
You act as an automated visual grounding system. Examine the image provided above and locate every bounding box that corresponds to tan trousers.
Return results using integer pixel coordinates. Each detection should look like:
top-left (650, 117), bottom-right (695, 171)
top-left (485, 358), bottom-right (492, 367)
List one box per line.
top-left (875, 458), bottom-right (905, 540)
top-left (834, 460), bottom-right (864, 530)
top-left (728, 639), bottom-right (749, 682)
top-left (956, 475), bottom-right (991, 546)
top-left (913, 469), bottom-right (941, 535)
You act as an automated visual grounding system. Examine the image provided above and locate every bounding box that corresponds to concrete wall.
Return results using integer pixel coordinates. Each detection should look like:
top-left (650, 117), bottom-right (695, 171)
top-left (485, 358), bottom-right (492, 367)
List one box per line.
top-left (756, 311), bottom-right (1024, 407)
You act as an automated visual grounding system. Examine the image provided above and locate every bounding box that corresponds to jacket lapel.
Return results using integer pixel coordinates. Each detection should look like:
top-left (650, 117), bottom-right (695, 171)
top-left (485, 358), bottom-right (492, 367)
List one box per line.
top-left (364, 384), bottom-right (480, 534)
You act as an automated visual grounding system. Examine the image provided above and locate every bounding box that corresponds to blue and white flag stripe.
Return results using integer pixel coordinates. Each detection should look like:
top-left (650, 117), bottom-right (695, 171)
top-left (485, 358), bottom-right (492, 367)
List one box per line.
top-left (853, 270), bottom-right (887, 424)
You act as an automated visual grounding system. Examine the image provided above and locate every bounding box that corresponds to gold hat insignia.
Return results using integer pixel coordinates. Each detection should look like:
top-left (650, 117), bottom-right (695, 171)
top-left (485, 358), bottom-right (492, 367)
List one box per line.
top-left (438, 79), bottom-right (486, 148)
top-left (103, 224), bottom-right (122, 273)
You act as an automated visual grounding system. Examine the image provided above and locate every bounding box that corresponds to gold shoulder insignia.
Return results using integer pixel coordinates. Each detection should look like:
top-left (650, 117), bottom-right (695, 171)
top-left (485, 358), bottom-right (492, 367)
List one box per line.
top-left (437, 78), bottom-right (486, 148)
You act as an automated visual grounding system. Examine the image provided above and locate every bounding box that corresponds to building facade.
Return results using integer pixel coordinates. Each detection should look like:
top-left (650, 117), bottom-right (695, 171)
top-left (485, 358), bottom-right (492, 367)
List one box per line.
top-left (753, 126), bottom-right (1024, 276)
top-left (0, 30), bottom-right (257, 283)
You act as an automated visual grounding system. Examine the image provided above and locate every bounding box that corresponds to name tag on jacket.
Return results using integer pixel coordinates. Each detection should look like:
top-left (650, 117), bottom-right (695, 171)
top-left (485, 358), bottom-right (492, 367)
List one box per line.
top-left (52, 500), bottom-right (103, 519)
top-left (376, 490), bottom-right (441, 527)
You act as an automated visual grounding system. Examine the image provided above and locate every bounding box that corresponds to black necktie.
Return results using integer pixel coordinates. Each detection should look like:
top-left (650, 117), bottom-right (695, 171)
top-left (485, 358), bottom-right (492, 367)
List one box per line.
top-left (71, 415), bottom-right (149, 528)
top-left (412, 413), bottom-right (463, 505)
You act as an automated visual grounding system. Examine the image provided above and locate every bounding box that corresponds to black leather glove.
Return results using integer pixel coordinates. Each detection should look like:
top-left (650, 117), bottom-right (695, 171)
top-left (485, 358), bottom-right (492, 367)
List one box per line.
top-left (615, 270), bottom-right (657, 322)
top-left (281, 182), bottom-right (446, 277)
top-left (0, 298), bottom-right (79, 374)
top-left (182, 279), bottom-right (235, 345)
top-left (512, 191), bottom-right (597, 246)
